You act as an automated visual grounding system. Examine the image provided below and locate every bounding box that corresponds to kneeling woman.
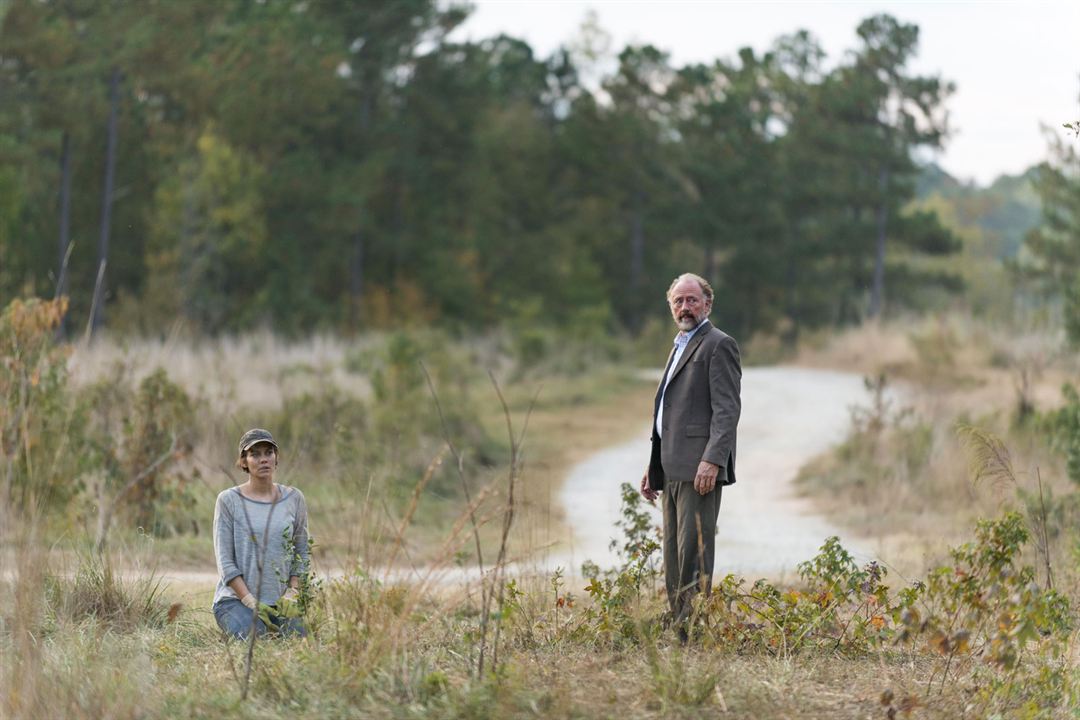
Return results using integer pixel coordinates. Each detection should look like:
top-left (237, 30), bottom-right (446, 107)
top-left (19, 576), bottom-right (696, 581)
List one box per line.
top-left (213, 428), bottom-right (310, 639)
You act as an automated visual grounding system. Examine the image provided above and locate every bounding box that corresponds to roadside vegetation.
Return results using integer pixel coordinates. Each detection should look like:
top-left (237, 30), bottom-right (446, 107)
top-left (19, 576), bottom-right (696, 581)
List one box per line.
top-left (3, 297), bottom-right (1080, 718)
top-left (4, 476), bottom-right (1076, 718)
top-left (795, 316), bottom-right (1080, 572)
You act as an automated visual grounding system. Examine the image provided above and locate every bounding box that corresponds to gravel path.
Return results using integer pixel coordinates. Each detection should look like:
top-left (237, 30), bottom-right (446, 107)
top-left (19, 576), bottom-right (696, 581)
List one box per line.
top-left (549, 366), bottom-right (877, 579)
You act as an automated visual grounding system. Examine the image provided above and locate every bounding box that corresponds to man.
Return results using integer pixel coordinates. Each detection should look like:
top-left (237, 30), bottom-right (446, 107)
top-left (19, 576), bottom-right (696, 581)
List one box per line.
top-left (640, 272), bottom-right (741, 631)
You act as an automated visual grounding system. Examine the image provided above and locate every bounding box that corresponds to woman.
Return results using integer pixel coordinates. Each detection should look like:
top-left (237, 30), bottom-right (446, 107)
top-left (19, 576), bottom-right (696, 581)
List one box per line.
top-left (212, 428), bottom-right (310, 639)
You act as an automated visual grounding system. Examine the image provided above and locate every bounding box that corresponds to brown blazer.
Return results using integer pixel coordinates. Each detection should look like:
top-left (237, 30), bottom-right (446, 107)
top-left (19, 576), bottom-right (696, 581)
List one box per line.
top-left (647, 319), bottom-right (741, 491)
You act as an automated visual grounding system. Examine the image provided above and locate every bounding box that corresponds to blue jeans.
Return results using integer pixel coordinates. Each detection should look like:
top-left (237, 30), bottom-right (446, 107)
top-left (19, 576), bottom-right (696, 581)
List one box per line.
top-left (213, 597), bottom-right (307, 640)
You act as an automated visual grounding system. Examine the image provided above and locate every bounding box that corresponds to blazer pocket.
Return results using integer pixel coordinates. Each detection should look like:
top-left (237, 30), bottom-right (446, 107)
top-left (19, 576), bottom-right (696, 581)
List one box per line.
top-left (685, 424), bottom-right (709, 437)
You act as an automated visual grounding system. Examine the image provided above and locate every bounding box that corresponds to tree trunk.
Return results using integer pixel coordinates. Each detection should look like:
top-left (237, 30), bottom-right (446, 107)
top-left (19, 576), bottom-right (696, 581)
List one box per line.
top-left (703, 239), bottom-right (715, 291)
top-left (782, 230), bottom-right (800, 347)
top-left (91, 68), bottom-right (121, 335)
top-left (95, 480), bottom-right (112, 554)
top-left (56, 130), bottom-right (73, 337)
top-left (628, 192), bottom-right (645, 330)
top-left (868, 166), bottom-right (889, 319)
top-left (349, 227), bottom-right (364, 328)
top-left (350, 63), bottom-right (377, 307)
top-left (179, 168), bottom-right (198, 324)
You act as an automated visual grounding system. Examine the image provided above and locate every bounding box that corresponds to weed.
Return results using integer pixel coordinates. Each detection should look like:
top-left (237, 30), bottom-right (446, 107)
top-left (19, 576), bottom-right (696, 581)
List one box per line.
top-left (43, 551), bottom-right (170, 631)
top-left (644, 642), bottom-right (721, 710)
top-left (577, 482), bottom-right (662, 646)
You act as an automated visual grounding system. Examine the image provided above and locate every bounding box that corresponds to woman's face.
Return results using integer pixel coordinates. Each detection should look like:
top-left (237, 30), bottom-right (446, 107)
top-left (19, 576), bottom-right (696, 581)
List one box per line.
top-left (244, 442), bottom-right (277, 481)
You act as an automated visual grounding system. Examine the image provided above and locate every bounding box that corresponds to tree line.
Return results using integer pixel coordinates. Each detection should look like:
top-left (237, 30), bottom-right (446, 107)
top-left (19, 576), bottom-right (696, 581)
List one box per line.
top-left (1, 0), bottom-right (968, 341)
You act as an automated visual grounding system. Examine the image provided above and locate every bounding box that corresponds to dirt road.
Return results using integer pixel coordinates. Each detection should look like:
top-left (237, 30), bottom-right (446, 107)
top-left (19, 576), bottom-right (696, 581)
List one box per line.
top-left (551, 366), bottom-right (877, 579)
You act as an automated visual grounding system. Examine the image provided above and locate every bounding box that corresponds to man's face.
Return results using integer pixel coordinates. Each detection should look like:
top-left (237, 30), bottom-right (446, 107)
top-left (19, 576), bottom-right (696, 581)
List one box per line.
top-left (668, 278), bottom-right (711, 331)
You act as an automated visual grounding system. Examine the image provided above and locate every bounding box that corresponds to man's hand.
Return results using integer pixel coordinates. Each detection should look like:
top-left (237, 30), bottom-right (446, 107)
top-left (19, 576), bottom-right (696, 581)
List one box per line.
top-left (694, 460), bottom-right (719, 495)
top-left (640, 470), bottom-right (658, 502)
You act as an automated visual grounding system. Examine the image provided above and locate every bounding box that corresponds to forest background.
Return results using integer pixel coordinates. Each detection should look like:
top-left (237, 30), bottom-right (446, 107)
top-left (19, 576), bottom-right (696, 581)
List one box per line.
top-left (3, 0), bottom-right (1075, 343)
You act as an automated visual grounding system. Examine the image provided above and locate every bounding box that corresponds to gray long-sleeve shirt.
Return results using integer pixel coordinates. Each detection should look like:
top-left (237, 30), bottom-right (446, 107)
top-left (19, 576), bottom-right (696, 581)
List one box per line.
top-left (212, 484), bottom-right (309, 607)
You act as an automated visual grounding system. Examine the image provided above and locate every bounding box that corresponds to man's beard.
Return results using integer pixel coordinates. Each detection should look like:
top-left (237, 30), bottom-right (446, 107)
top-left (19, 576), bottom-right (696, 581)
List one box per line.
top-left (676, 313), bottom-right (699, 331)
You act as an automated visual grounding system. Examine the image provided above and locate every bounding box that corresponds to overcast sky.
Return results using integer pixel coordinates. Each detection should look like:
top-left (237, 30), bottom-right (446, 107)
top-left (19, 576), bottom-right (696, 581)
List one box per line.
top-left (452, 1), bottom-right (1080, 186)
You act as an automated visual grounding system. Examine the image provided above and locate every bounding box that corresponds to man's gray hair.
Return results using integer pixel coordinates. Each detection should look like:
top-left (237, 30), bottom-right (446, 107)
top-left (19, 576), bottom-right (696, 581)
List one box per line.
top-left (666, 273), bottom-right (714, 302)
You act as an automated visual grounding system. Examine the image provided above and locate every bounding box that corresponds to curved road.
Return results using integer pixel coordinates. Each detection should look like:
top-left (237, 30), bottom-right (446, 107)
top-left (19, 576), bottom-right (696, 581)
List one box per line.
top-left (551, 366), bottom-right (876, 579)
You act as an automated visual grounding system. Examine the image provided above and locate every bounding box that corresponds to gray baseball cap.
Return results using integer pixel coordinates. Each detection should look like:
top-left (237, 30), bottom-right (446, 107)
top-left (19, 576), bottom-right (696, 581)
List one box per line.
top-left (238, 428), bottom-right (279, 457)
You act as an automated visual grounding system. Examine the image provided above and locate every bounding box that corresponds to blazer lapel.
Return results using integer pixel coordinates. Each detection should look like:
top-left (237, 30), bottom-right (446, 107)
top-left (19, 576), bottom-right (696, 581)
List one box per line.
top-left (654, 345), bottom-right (677, 417)
top-left (667, 319), bottom-right (712, 384)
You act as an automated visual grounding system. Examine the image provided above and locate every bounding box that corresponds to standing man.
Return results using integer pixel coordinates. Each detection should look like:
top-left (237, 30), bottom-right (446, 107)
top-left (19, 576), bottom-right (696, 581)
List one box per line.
top-left (640, 272), bottom-right (741, 632)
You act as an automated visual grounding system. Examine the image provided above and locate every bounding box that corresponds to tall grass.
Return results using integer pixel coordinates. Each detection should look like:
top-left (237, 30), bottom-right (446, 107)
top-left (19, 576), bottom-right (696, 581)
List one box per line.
top-left (7, 502), bottom-right (1076, 718)
top-left (43, 550), bottom-right (170, 630)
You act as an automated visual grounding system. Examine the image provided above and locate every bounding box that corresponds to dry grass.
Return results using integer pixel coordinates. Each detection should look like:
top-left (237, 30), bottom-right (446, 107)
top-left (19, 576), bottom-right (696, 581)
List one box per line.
top-left (25, 330), bottom-right (655, 576)
top-left (68, 330), bottom-right (379, 408)
top-left (793, 313), bottom-right (1080, 579)
top-left (795, 314), bottom-right (1077, 414)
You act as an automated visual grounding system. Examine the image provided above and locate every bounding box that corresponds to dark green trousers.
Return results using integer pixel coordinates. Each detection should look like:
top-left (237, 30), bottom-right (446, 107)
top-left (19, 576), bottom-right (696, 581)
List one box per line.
top-left (662, 479), bottom-right (723, 625)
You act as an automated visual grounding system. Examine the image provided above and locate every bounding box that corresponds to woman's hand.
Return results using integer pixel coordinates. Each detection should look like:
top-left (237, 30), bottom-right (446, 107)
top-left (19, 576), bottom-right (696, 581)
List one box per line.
top-left (276, 587), bottom-right (302, 619)
top-left (240, 593), bottom-right (257, 610)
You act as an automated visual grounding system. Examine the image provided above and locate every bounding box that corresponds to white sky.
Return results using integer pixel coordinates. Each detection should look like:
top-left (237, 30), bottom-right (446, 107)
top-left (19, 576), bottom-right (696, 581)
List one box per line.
top-left (452, 1), bottom-right (1080, 186)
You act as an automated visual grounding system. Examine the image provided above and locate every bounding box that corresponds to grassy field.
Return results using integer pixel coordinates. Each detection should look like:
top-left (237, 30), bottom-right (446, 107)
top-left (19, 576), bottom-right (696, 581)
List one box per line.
top-left (3, 302), bottom-right (1079, 718)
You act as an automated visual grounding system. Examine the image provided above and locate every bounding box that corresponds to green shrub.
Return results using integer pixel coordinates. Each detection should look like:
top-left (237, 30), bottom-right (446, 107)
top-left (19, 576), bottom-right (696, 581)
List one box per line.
top-left (1038, 383), bottom-right (1080, 486)
top-left (577, 483), bottom-right (662, 646)
top-left (77, 365), bottom-right (199, 545)
top-left (0, 297), bottom-right (77, 511)
top-left (702, 539), bottom-right (895, 656)
top-left (893, 512), bottom-right (1074, 715)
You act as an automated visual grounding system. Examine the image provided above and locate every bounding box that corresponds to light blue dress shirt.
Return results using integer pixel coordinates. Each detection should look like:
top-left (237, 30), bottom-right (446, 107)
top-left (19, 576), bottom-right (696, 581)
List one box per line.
top-left (656, 318), bottom-right (707, 438)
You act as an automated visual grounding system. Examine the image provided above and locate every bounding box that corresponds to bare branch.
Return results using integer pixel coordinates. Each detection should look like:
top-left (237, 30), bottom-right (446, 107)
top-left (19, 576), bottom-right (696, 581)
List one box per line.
top-left (95, 435), bottom-right (179, 553)
top-left (420, 361), bottom-right (484, 573)
top-left (385, 445), bottom-right (448, 570)
top-left (486, 370), bottom-right (540, 674)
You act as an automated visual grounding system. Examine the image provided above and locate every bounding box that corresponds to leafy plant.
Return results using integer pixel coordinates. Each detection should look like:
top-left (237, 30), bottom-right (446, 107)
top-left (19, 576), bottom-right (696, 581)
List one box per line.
top-left (577, 482), bottom-right (661, 645)
top-left (0, 297), bottom-right (75, 510)
top-left (703, 538), bottom-right (896, 657)
top-left (1037, 383), bottom-right (1080, 486)
top-left (896, 512), bottom-right (1071, 696)
top-left (78, 365), bottom-right (197, 550)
